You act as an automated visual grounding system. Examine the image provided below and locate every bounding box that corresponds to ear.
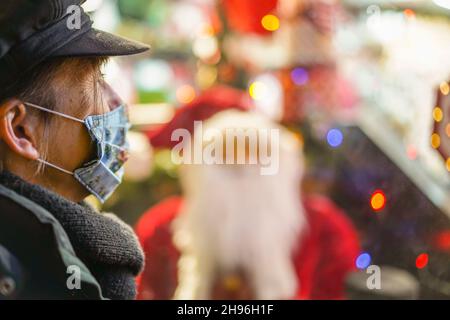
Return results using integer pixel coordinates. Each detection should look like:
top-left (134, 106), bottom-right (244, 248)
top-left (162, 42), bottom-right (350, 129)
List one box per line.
top-left (0, 99), bottom-right (40, 160)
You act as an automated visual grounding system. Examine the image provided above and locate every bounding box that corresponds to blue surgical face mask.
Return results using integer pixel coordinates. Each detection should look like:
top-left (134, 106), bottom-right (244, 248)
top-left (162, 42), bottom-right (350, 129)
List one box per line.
top-left (24, 102), bottom-right (131, 203)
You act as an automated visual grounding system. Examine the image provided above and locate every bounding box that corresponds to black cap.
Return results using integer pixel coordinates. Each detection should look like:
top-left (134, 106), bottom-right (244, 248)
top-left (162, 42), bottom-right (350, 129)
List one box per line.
top-left (0, 0), bottom-right (150, 91)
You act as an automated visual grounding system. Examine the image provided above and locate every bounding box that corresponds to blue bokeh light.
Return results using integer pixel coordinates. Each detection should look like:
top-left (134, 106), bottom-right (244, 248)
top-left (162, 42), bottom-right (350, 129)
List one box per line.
top-left (326, 128), bottom-right (344, 148)
top-left (356, 253), bottom-right (372, 270)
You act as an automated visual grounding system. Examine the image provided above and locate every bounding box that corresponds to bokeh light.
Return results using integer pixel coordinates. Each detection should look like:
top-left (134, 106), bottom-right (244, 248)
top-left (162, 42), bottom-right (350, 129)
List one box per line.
top-left (326, 128), bottom-right (344, 148)
top-left (261, 14), bottom-right (280, 32)
top-left (196, 65), bottom-right (218, 89)
top-left (370, 190), bottom-right (386, 211)
top-left (440, 82), bottom-right (450, 95)
top-left (356, 253), bottom-right (372, 269)
top-left (171, 2), bottom-right (208, 38)
top-left (403, 9), bottom-right (416, 19)
top-left (249, 81), bottom-right (268, 101)
top-left (176, 84), bottom-right (196, 104)
top-left (416, 253), bottom-right (429, 269)
top-left (407, 145), bottom-right (418, 160)
top-left (433, 231), bottom-right (450, 251)
top-left (291, 68), bottom-right (309, 86)
top-left (193, 35), bottom-right (219, 61)
top-left (250, 74), bottom-right (284, 120)
top-left (431, 133), bottom-right (441, 149)
top-left (134, 59), bottom-right (174, 91)
top-left (433, 107), bottom-right (443, 122)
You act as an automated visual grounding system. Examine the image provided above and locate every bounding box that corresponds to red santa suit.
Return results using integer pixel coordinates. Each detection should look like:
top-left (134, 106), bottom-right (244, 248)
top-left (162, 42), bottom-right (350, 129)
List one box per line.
top-left (136, 86), bottom-right (360, 300)
top-left (136, 194), bottom-right (359, 300)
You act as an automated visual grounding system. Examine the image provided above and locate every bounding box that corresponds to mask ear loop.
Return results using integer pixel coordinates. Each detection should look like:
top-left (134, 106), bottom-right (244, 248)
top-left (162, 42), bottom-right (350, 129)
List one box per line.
top-left (36, 159), bottom-right (74, 175)
top-left (24, 102), bottom-right (85, 124)
top-left (24, 102), bottom-right (85, 176)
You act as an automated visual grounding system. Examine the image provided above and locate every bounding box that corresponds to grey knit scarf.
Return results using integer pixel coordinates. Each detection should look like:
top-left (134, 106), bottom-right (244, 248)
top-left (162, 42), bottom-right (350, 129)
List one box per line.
top-left (0, 170), bottom-right (144, 300)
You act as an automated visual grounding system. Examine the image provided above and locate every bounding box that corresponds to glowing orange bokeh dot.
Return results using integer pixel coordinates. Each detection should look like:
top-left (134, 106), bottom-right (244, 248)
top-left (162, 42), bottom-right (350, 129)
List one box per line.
top-left (370, 190), bottom-right (386, 211)
top-left (433, 107), bottom-right (443, 122)
top-left (403, 9), bottom-right (415, 19)
top-left (176, 85), bottom-right (196, 104)
top-left (431, 133), bottom-right (441, 149)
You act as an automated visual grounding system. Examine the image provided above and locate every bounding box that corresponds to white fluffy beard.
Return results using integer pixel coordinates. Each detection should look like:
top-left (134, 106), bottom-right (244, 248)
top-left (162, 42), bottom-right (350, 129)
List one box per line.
top-left (173, 149), bottom-right (307, 300)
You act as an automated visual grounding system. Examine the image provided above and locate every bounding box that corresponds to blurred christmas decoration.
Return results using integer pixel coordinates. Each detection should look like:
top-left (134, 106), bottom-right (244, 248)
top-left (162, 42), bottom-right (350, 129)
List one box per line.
top-left (355, 252), bottom-right (371, 270)
top-left (370, 190), bottom-right (386, 212)
top-left (249, 73), bottom-right (284, 121)
top-left (416, 253), bottom-right (429, 269)
top-left (432, 79), bottom-right (450, 172)
top-left (326, 128), bottom-right (344, 148)
top-left (221, 0), bottom-right (278, 35)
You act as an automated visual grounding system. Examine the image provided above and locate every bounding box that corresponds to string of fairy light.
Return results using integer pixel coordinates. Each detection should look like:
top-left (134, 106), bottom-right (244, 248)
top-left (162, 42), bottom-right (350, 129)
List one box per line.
top-left (352, 6), bottom-right (439, 273)
top-left (432, 80), bottom-right (450, 172)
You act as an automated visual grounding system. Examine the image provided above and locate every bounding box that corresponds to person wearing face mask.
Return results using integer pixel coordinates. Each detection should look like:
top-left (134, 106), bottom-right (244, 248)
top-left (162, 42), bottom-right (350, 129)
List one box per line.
top-left (0, 0), bottom-right (149, 299)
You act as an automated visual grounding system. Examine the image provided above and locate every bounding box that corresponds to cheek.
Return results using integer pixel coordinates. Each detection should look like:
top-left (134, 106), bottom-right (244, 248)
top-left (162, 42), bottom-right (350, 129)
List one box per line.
top-left (75, 125), bottom-right (95, 164)
top-left (52, 122), bottom-right (93, 169)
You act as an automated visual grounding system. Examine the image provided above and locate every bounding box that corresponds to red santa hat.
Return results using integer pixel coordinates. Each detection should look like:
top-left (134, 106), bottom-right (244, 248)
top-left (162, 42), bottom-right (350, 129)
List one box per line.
top-left (147, 85), bottom-right (252, 149)
top-left (222, 0), bottom-right (278, 35)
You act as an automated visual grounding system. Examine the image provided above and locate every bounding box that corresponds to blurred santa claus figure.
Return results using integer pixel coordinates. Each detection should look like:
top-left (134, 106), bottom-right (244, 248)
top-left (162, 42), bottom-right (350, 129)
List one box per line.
top-left (136, 86), bottom-right (359, 300)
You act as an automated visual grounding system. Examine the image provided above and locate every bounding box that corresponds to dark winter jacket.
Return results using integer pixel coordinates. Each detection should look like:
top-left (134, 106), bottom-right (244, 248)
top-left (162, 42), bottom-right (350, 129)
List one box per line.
top-left (0, 170), bottom-right (144, 300)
